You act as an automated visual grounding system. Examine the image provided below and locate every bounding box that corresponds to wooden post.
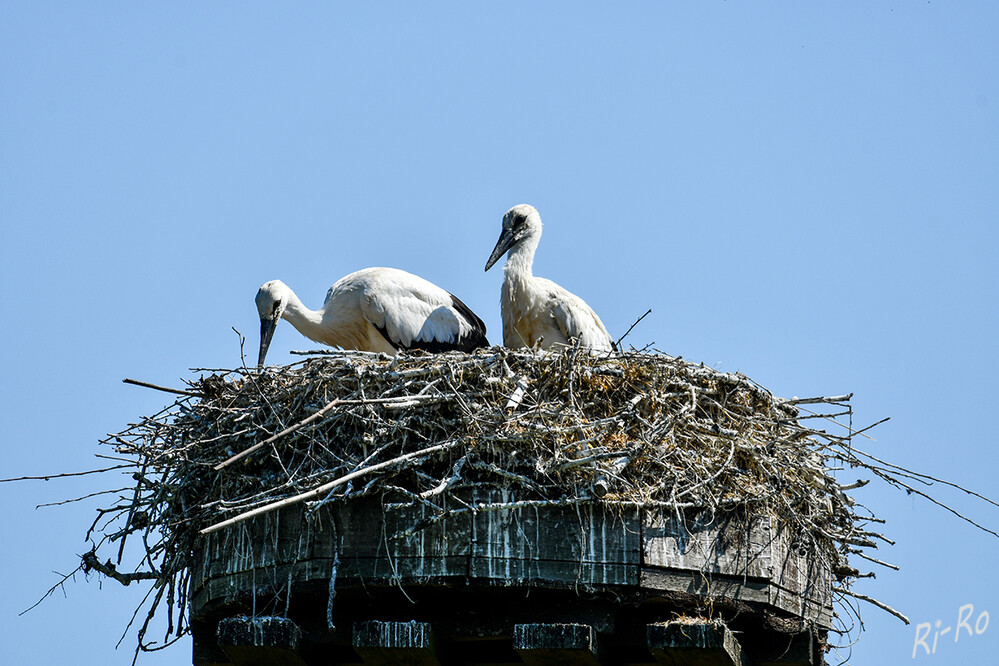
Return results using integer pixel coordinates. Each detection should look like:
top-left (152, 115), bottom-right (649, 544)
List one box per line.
top-left (647, 620), bottom-right (750, 666)
top-left (352, 620), bottom-right (440, 665)
top-left (216, 616), bottom-right (307, 666)
top-left (513, 623), bottom-right (601, 665)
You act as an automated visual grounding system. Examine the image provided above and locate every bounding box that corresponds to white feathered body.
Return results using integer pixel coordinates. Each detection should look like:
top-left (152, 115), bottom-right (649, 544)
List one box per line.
top-left (258, 267), bottom-right (487, 357)
top-left (489, 205), bottom-right (614, 353)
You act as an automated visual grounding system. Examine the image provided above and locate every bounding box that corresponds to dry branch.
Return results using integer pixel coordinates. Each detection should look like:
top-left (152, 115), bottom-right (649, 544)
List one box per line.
top-left (122, 378), bottom-right (201, 397)
top-left (833, 586), bottom-right (910, 625)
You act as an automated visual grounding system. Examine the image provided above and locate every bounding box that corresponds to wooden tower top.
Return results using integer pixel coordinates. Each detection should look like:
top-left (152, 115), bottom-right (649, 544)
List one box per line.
top-left (191, 492), bottom-right (830, 665)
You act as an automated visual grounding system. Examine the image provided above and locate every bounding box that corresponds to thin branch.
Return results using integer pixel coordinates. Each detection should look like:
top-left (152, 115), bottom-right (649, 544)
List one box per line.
top-left (0, 464), bottom-right (133, 483)
top-left (849, 445), bottom-right (999, 510)
top-left (122, 378), bottom-right (201, 397)
top-left (36, 487), bottom-right (131, 508)
top-left (872, 469), bottom-right (999, 539)
top-left (19, 564), bottom-right (84, 616)
top-left (785, 394), bottom-right (854, 405)
top-left (833, 586), bottom-right (910, 625)
top-left (616, 308), bottom-right (652, 350)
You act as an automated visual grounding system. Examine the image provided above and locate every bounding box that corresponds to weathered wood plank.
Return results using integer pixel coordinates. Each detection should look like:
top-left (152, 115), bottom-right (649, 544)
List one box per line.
top-left (647, 620), bottom-right (749, 666)
top-left (198, 505), bottom-right (314, 579)
top-left (513, 623), bottom-right (601, 665)
top-left (642, 508), bottom-right (832, 628)
top-left (216, 616), bottom-right (307, 666)
top-left (195, 498), bottom-right (472, 592)
top-left (469, 493), bottom-right (641, 586)
top-left (470, 557), bottom-right (637, 586)
top-left (768, 528), bottom-right (832, 627)
top-left (353, 620), bottom-right (440, 665)
top-left (639, 567), bottom-right (772, 605)
top-left (643, 509), bottom-right (773, 579)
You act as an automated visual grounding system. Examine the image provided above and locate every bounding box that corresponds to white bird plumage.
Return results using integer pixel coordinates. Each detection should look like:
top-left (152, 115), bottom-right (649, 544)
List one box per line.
top-left (484, 204), bottom-right (615, 352)
top-left (254, 267), bottom-right (489, 366)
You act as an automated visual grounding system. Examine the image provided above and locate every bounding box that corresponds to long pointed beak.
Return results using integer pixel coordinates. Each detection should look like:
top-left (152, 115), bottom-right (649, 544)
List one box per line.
top-left (257, 316), bottom-right (278, 368)
top-left (485, 228), bottom-right (517, 272)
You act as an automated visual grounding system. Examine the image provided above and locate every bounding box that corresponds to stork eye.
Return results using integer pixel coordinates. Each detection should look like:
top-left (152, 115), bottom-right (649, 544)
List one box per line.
top-left (272, 301), bottom-right (282, 315)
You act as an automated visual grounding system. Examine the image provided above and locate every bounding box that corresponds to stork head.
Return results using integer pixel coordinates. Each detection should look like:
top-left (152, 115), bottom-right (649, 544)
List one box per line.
top-left (255, 280), bottom-right (291, 367)
top-left (484, 204), bottom-right (542, 271)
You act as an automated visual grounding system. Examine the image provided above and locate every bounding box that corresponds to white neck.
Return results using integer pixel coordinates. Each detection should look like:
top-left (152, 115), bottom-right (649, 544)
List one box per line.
top-left (503, 230), bottom-right (540, 278)
top-left (280, 290), bottom-right (329, 344)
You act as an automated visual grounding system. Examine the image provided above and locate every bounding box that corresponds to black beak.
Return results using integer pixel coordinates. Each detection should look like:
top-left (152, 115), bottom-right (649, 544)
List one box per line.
top-left (485, 227), bottom-right (518, 272)
top-left (258, 316), bottom-right (278, 368)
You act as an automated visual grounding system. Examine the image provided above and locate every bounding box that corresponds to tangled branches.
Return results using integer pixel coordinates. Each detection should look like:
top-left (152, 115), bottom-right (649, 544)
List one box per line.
top-left (80, 346), bottom-right (904, 654)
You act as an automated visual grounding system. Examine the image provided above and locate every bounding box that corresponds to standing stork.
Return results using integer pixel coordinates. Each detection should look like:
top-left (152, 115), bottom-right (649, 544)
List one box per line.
top-left (255, 267), bottom-right (489, 367)
top-left (484, 204), bottom-right (615, 352)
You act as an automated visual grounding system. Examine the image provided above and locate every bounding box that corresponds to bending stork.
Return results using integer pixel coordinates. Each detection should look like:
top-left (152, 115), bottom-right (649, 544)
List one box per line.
top-left (255, 267), bottom-right (489, 366)
top-left (484, 204), bottom-right (615, 352)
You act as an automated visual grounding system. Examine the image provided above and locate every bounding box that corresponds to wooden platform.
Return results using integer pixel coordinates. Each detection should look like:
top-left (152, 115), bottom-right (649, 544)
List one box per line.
top-left (190, 491), bottom-right (830, 665)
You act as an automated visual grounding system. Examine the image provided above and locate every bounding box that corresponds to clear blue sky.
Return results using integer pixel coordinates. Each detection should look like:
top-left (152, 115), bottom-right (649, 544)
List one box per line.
top-left (2, 3), bottom-right (997, 664)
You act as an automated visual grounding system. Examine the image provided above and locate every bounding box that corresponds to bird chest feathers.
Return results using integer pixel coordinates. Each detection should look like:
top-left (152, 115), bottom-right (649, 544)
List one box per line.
top-left (501, 274), bottom-right (555, 349)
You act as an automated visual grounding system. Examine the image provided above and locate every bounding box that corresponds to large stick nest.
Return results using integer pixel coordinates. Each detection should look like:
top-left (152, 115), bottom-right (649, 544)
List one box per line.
top-left (87, 347), bottom-right (891, 653)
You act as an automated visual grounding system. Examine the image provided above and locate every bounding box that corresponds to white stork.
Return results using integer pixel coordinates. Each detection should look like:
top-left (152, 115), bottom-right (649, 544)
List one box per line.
top-left (255, 267), bottom-right (489, 366)
top-left (484, 204), bottom-right (615, 352)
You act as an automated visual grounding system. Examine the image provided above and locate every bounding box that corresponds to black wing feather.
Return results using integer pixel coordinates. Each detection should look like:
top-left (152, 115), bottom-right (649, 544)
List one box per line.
top-left (445, 292), bottom-right (489, 351)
